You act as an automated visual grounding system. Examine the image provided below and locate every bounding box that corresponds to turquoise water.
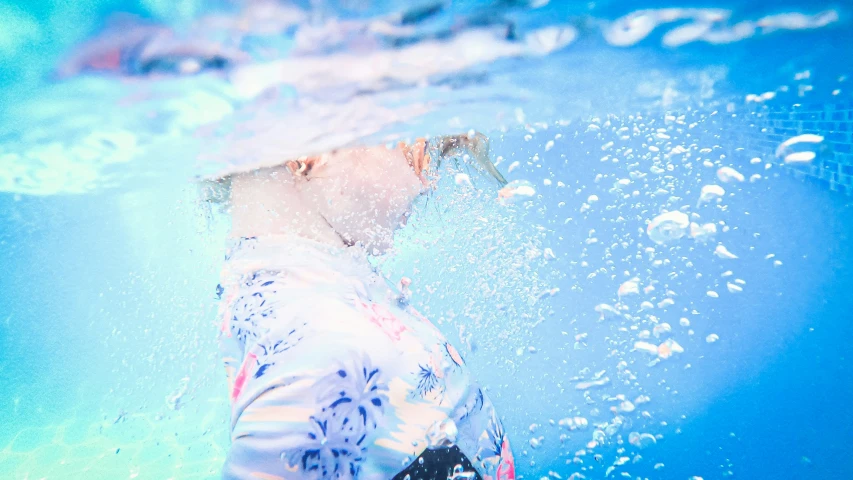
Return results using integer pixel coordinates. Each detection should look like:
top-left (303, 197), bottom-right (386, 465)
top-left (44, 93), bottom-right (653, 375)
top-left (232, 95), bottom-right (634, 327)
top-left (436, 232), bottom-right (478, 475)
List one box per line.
top-left (1, 1), bottom-right (852, 479)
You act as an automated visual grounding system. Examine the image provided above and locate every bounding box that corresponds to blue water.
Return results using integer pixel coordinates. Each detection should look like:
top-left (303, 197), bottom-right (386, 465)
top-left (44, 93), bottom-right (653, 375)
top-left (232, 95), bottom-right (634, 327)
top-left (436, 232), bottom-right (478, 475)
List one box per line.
top-left (1, 1), bottom-right (852, 479)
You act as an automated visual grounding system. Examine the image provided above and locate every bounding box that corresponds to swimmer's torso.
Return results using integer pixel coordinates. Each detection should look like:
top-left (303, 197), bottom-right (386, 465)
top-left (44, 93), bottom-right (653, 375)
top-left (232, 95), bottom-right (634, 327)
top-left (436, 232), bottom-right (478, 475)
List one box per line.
top-left (218, 236), bottom-right (515, 480)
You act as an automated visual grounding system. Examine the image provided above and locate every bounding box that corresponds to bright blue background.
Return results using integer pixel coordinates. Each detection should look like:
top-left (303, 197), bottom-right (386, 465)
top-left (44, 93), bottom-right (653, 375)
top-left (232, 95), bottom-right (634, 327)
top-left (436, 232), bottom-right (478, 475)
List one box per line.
top-left (1, 1), bottom-right (852, 479)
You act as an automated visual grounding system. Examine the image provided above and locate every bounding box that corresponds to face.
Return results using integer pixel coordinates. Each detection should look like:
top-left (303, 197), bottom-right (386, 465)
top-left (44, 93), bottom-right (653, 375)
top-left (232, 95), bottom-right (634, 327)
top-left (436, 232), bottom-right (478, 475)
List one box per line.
top-left (294, 142), bottom-right (429, 252)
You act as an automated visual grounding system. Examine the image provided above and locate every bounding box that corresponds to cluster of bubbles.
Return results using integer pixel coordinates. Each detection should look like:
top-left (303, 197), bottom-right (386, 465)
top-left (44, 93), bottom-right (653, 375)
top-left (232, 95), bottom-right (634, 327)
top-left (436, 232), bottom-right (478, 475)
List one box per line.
top-left (389, 94), bottom-right (824, 478)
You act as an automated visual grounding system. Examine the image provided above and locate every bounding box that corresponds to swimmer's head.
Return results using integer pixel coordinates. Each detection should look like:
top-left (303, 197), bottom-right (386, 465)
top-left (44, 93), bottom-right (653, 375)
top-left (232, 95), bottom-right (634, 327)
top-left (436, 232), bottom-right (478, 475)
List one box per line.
top-left (288, 143), bottom-right (428, 252)
top-left (200, 132), bottom-right (506, 252)
top-left (281, 133), bottom-right (505, 252)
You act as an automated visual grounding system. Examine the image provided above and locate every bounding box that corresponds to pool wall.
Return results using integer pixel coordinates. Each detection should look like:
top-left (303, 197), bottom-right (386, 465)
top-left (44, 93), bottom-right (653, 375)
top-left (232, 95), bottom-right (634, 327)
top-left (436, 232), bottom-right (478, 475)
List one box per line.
top-left (737, 101), bottom-right (853, 195)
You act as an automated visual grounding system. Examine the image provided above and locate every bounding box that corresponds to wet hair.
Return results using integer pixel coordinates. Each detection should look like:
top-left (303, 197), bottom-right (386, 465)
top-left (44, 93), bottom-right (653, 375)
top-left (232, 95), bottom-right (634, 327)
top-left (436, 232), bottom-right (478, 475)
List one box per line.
top-left (430, 132), bottom-right (508, 186)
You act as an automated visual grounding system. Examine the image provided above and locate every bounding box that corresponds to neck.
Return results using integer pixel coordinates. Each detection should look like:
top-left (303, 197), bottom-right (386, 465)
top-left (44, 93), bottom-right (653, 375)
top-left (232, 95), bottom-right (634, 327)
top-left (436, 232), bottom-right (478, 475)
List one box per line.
top-left (228, 166), bottom-right (346, 247)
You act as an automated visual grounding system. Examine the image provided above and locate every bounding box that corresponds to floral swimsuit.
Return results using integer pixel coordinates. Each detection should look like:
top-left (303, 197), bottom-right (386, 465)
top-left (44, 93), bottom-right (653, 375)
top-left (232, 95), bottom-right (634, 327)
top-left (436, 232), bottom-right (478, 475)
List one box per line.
top-left (217, 235), bottom-right (515, 480)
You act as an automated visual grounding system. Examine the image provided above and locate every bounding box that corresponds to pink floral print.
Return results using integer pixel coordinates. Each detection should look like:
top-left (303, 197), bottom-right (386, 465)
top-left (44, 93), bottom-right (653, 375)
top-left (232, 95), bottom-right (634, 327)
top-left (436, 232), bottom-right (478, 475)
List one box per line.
top-left (231, 351), bottom-right (256, 402)
top-left (357, 300), bottom-right (408, 341)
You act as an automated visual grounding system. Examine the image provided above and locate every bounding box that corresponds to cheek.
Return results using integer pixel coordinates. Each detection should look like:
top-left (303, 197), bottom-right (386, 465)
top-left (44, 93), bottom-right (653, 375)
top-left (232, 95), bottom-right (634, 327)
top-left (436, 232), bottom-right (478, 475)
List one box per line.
top-left (310, 156), bottom-right (421, 231)
top-left (378, 161), bottom-right (422, 205)
top-left (377, 176), bottom-right (421, 221)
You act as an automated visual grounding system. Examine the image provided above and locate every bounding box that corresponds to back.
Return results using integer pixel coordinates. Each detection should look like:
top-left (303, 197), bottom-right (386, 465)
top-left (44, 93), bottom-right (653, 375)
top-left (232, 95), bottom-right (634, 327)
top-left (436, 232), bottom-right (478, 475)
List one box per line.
top-left (217, 235), bottom-right (515, 480)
